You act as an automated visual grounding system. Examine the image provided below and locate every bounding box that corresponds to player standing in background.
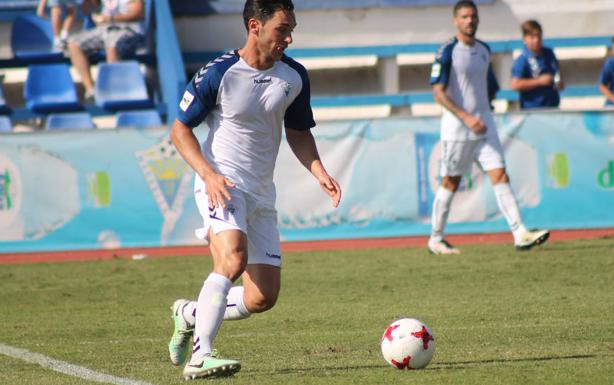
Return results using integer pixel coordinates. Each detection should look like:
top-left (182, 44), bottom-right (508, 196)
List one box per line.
top-left (168, 0), bottom-right (341, 380)
top-left (598, 39), bottom-right (614, 106)
top-left (428, 0), bottom-right (549, 255)
top-left (511, 20), bottom-right (564, 109)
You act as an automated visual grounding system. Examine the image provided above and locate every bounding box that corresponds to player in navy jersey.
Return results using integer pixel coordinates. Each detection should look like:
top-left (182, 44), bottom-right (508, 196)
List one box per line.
top-left (168, 0), bottom-right (341, 379)
top-left (511, 20), bottom-right (564, 109)
top-left (428, 0), bottom-right (549, 255)
top-left (599, 39), bottom-right (614, 106)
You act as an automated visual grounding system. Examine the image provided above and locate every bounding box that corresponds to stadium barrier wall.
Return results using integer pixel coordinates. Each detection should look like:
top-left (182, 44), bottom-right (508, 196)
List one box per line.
top-left (0, 111), bottom-right (613, 253)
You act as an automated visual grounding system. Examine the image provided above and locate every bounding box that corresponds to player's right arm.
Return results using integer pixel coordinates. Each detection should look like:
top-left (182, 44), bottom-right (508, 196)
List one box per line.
top-left (170, 67), bottom-right (235, 209)
top-left (510, 54), bottom-right (553, 91)
top-left (430, 42), bottom-right (486, 134)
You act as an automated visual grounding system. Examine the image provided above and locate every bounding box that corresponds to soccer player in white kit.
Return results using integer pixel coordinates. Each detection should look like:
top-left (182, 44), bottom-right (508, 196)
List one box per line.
top-left (168, 0), bottom-right (342, 379)
top-left (428, 0), bottom-right (549, 255)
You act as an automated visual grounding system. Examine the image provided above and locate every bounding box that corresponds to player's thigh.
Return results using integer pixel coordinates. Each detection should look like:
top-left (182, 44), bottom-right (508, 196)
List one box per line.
top-left (440, 140), bottom-right (478, 177)
top-left (208, 228), bottom-right (248, 281)
top-left (474, 137), bottom-right (507, 183)
top-left (241, 264), bottom-right (281, 313)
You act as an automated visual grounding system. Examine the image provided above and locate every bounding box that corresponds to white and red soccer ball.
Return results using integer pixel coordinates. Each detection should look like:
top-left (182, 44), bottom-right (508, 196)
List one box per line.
top-left (380, 318), bottom-right (435, 370)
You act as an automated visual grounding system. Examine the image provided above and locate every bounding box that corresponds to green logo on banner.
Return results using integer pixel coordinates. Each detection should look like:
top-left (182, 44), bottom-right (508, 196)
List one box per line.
top-left (598, 161), bottom-right (614, 189)
top-left (0, 169), bottom-right (12, 210)
top-left (547, 153), bottom-right (569, 188)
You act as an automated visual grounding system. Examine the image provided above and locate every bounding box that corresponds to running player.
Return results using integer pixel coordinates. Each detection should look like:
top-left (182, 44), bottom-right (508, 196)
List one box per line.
top-left (168, 0), bottom-right (341, 380)
top-left (428, 0), bottom-right (549, 255)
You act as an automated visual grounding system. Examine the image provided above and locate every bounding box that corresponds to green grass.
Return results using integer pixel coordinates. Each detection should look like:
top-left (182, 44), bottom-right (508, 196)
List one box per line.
top-left (1, 237), bottom-right (613, 385)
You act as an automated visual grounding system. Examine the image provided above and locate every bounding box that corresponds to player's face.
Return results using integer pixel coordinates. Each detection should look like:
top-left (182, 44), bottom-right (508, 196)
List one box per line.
top-left (523, 32), bottom-right (543, 54)
top-left (257, 10), bottom-right (296, 62)
top-left (454, 6), bottom-right (479, 38)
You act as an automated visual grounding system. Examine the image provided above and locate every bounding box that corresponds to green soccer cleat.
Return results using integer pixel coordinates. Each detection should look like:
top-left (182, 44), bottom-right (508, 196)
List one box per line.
top-left (168, 299), bottom-right (194, 366)
top-left (183, 350), bottom-right (241, 380)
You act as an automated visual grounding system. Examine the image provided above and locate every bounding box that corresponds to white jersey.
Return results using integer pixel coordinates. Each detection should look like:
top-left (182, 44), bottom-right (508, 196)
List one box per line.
top-left (430, 37), bottom-right (500, 141)
top-left (102, 0), bottom-right (144, 34)
top-left (177, 50), bottom-right (315, 207)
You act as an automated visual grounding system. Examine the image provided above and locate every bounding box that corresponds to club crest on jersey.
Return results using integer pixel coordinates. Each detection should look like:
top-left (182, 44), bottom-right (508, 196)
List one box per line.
top-left (179, 91), bottom-right (194, 112)
top-left (282, 82), bottom-right (292, 97)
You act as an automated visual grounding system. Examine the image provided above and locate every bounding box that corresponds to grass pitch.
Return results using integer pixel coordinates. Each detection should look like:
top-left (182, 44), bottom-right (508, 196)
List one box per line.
top-left (1, 237), bottom-right (613, 385)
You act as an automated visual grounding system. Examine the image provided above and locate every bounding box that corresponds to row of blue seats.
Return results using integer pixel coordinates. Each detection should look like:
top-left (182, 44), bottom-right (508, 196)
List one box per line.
top-left (0, 109), bottom-right (162, 132)
top-left (5, 60), bottom-right (151, 114)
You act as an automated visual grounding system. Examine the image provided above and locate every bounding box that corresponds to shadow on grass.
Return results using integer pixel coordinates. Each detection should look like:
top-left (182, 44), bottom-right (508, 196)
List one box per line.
top-left (244, 354), bottom-right (597, 375)
top-left (433, 353), bottom-right (597, 369)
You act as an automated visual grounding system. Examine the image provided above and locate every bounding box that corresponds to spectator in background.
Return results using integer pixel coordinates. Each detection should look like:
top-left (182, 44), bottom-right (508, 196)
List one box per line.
top-left (598, 40), bottom-right (614, 106)
top-left (511, 20), bottom-right (563, 109)
top-left (37, 0), bottom-right (78, 49)
top-left (67, 0), bottom-right (145, 100)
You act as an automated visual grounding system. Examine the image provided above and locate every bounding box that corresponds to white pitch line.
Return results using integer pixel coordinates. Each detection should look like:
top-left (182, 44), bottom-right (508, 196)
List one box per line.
top-left (0, 343), bottom-right (156, 385)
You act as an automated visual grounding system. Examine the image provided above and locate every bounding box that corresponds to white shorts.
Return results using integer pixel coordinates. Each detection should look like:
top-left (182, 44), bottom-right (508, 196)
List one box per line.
top-left (440, 136), bottom-right (506, 177)
top-left (194, 176), bottom-right (282, 267)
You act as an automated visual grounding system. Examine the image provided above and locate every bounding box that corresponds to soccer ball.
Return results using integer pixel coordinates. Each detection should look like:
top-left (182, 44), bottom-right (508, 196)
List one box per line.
top-left (380, 318), bottom-right (435, 370)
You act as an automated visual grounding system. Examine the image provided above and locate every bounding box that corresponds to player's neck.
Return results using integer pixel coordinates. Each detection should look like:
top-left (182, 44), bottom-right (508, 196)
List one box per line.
top-left (238, 43), bottom-right (275, 71)
top-left (456, 33), bottom-right (476, 46)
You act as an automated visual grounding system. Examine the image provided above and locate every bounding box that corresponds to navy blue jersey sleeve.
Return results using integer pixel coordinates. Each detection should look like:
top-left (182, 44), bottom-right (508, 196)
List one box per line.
top-left (282, 57), bottom-right (316, 131)
top-left (177, 67), bottom-right (219, 128)
top-left (600, 57), bottom-right (614, 86)
top-left (511, 54), bottom-right (528, 78)
top-left (430, 39), bottom-right (455, 86)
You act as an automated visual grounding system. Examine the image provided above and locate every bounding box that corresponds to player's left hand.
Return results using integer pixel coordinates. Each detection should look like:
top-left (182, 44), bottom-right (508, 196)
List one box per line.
top-left (319, 175), bottom-right (342, 208)
top-left (92, 13), bottom-right (110, 24)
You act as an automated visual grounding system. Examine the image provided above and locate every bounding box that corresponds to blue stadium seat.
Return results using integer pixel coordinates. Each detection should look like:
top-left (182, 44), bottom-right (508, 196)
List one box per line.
top-left (46, 112), bottom-right (95, 130)
top-left (0, 116), bottom-right (11, 132)
top-left (24, 64), bottom-right (81, 113)
top-left (95, 61), bottom-right (152, 111)
top-left (116, 109), bottom-right (162, 127)
top-left (10, 15), bottom-right (64, 61)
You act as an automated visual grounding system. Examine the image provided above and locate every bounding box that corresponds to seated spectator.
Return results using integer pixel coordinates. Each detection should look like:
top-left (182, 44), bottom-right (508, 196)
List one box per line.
top-left (37, 0), bottom-right (78, 49)
top-left (511, 20), bottom-right (563, 109)
top-left (67, 0), bottom-right (144, 100)
top-left (598, 40), bottom-right (614, 106)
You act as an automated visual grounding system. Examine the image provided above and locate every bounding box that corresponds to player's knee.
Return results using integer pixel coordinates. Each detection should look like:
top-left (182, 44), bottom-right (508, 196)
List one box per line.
top-left (245, 288), bottom-right (279, 313)
top-left (218, 249), bottom-right (248, 281)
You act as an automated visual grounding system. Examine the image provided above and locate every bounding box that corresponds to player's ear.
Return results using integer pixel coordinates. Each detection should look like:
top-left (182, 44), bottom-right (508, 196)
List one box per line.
top-left (248, 18), bottom-right (260, 36)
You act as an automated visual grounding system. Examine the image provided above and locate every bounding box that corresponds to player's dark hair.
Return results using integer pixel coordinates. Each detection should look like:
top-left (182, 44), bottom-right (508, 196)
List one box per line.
top-left (243, 0), bottom-right (295, 30)
top-left (453, 0), bottom-right (477, 15)
top-left (521, 20), bottom-right (543, 36)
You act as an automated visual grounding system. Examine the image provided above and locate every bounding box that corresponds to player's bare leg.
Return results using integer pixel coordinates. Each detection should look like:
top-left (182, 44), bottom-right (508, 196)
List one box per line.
top-left (428, 176), bottom-right (461, 255)
top-left (183, 229), bottom-right (244, 380)
top-left (487, 168), bottom-right (549, 250)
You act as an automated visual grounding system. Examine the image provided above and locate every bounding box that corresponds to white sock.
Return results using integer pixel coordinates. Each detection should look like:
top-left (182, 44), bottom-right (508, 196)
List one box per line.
top-left (182, 301), bottom-right (197, 326)
top-left (493, 183), bottom-right (527, 242)
top-left (224, 286), bottom-right (251, 321)
top-left (430, 187), bottom-right (454, 243)
top-left (190, 273), bottom-right (231, 364)
top-left (183, 287), bottom-right (251, 327)
top-left (60, 29), bottom-right (68, 40)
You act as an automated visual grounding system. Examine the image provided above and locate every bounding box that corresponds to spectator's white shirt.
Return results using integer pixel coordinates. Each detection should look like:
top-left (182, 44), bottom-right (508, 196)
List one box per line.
top-left (102, 0), bottom-right (144, 34)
